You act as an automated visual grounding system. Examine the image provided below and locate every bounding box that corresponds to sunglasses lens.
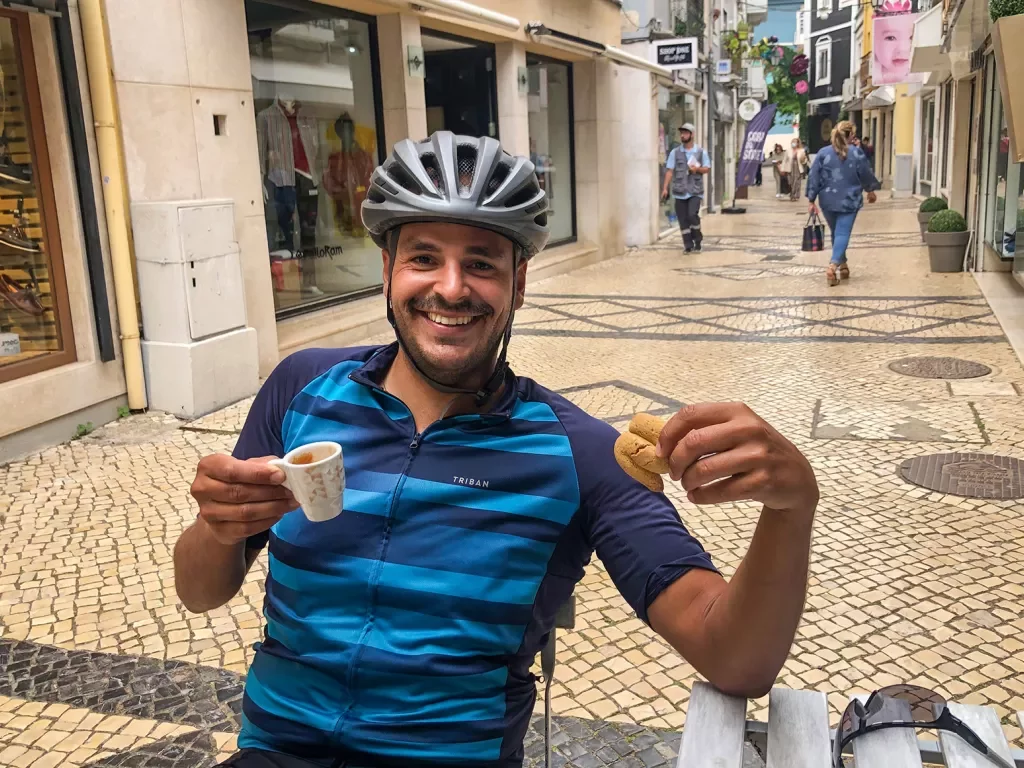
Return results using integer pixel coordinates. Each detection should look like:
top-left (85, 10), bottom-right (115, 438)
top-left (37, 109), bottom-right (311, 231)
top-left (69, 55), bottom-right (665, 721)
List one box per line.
top-left (874, 685), bottom-right (946, 723)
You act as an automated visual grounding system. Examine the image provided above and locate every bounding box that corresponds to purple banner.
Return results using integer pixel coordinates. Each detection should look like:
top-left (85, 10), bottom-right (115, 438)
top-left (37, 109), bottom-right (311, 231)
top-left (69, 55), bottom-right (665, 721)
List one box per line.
top-left (735, 104), bottom-right (778, 188)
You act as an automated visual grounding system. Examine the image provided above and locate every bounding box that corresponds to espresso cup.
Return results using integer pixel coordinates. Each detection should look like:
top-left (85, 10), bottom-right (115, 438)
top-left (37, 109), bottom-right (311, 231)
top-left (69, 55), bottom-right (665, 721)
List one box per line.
top-left (268, 441), bottom-right (344, 523)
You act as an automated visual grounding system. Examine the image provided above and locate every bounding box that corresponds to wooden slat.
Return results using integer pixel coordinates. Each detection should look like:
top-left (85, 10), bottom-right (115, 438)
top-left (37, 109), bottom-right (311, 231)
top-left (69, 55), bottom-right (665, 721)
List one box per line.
top-left (849, 696), bottom-right (924, 768)
top-left (676, 681), bottom-right (747, 768)
top-left (940, 703), bottom-right (1014, 768)
top-left (765, 687), bottom-right (830, 768)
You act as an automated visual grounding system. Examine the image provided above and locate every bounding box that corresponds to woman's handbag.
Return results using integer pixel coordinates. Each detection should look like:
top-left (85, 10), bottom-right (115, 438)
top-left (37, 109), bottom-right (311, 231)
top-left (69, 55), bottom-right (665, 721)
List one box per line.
top-left (780, 173), bottom-right (791, 195)
top-left (803, 212), bottom-right (825, 251)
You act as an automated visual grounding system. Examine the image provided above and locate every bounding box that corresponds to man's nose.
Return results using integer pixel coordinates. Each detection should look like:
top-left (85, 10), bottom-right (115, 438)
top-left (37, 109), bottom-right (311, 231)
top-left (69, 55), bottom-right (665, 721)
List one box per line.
top-left (434, 260), bottom-right (471, 302)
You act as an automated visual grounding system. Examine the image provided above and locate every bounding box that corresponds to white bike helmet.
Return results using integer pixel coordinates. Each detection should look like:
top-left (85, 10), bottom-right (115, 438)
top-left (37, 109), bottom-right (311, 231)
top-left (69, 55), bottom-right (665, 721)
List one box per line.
top-left (361, 131), bottom-right (550, 258)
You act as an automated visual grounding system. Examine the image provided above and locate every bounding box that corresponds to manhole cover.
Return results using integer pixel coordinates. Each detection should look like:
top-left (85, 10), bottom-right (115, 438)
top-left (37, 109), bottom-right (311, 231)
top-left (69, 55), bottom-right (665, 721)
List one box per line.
top-left (899, 453), bottom-right (1024, 499)
top-left (888, 356), bottom-right (992, 379)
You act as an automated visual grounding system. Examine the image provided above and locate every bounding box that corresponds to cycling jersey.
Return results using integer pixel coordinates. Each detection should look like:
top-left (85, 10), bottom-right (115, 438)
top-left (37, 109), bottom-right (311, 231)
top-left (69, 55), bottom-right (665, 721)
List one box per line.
top-left (232, 343), bottom-right (716, 766)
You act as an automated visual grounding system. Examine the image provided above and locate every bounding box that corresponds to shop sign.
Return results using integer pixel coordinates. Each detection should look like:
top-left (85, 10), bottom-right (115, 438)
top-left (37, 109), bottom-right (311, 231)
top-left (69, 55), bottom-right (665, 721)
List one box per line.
top-left (654, 37), bottom-right (698, 70)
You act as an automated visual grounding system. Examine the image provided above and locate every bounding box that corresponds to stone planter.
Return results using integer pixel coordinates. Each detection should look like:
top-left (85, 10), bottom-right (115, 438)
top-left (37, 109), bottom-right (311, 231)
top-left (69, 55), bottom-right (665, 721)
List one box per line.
top-left (917, 211), bottom-right (938, 242)
top-left (925, 230), bottom-right (970, 272)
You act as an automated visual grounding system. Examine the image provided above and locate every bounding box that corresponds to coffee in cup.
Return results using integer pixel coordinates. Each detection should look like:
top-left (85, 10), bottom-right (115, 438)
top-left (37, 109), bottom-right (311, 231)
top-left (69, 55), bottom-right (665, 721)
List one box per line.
top-left (268, 441), bottom-right (344, 522)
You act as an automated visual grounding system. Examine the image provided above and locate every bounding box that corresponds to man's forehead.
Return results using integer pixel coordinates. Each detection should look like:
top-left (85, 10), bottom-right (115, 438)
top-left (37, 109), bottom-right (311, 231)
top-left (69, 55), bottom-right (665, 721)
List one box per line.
top-left (399, 223), bottom-right (514, 254)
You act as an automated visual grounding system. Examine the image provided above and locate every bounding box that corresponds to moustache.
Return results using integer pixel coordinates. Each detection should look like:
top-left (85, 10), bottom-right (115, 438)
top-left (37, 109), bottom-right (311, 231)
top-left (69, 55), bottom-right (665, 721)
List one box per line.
top-left (409, 295), bottom-right (494, 317)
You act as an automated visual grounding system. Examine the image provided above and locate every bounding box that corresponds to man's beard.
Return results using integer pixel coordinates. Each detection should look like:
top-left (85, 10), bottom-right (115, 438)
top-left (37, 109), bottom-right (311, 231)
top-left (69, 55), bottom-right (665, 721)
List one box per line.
top-left (395, 294), bottom-right (509, 389)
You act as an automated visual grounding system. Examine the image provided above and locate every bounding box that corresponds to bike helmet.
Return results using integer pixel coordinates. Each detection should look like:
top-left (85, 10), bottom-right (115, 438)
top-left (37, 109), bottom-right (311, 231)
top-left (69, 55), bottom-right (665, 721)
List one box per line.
top-left (361, 131), bottom-right (550, 258)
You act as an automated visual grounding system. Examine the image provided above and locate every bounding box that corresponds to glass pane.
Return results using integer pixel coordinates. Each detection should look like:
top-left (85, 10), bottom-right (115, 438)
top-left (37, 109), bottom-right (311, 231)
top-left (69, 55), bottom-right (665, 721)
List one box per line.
top-left (527, 57), bottom-right (573, 244)
top-left (940, 81), bottom-right (952, 188)
top-left (0, 16), bottom-right (66, 372)
top-left (246, 2), bottom-right (382, 316)
top-left (982, 58), bottom-right (1000, 248)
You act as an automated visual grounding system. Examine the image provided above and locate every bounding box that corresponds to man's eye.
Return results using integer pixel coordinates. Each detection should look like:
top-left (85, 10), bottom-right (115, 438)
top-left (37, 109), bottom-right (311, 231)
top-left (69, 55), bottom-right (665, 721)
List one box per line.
top-left (412, 255), bottom-right (434, 264)
top-left (470, 261), bottom-right (495, 271)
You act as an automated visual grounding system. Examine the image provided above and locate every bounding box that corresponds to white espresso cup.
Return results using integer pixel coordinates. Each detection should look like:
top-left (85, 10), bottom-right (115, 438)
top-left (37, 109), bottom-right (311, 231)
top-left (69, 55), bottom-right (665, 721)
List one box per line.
top-left (268, 441), bottom-right (345, 523)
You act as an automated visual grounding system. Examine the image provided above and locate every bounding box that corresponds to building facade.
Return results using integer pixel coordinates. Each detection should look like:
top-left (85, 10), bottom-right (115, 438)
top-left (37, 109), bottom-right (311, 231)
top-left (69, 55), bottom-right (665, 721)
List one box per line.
top-left (806, 0), bottom-right (855, 152)
top-left (1, 0), bottom-right (671, 461)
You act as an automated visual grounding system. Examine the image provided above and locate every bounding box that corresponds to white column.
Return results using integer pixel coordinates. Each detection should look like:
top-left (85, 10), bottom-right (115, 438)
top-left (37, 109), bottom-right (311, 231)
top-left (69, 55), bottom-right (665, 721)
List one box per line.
top-left (495, 42), bottom-right (530, 156)
top-left (378, 14), bottom-right (427, 149)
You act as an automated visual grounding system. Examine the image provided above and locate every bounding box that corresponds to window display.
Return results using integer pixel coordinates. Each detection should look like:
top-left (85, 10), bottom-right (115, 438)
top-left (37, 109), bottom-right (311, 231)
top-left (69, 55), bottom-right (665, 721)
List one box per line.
top-left (0, 11), bottom-right (73, 383)
top-left (526, 56), bottom-right (575, 245)
top-left (981, 55), bottom-right (1023, 261)
top-left (247, 2), bottom-right (384, 317)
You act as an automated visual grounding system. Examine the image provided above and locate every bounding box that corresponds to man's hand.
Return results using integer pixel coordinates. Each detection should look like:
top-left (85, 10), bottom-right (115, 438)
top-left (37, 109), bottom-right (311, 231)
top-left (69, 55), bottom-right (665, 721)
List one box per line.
top-left (655, 403), bottom-right (818, 516)
top-left (867, 191), bottom-right (877, 204)
top-left (661, 189), bottom-right (670, 203)
top-left (190, 455), bottom-right (296, 546)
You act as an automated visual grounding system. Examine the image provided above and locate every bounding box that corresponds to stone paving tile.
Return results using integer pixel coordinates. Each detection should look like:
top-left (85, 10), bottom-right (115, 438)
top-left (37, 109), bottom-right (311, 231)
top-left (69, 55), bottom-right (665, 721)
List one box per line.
top-left (4, 189), bottom-right (1024, 764)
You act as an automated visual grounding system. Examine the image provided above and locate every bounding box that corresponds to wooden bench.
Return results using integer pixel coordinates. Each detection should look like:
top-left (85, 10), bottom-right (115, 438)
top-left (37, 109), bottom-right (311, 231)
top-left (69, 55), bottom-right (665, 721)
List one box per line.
top-left (678, 681), bottom-right (1024, 767)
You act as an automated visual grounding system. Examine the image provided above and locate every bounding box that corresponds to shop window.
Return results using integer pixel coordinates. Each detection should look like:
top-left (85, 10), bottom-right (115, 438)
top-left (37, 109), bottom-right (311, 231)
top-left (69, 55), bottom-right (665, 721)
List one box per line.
top-left (526, 55), bottom-right (575, 246)
top-left (919, 94), bottom-right (935, 194)
top-left (0, 11), bottom-right (74, 383)
top-left (815, 37), bottom-right (832, 87)
top-left (246, 1), bottom-right (385, 318)
top-left (940, 80), bottom-right (952, 190)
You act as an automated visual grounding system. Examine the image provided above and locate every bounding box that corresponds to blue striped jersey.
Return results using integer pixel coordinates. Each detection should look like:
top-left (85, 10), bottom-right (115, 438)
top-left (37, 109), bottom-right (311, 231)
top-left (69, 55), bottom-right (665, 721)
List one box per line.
top-left (232, 344), bottom-right (716, 766)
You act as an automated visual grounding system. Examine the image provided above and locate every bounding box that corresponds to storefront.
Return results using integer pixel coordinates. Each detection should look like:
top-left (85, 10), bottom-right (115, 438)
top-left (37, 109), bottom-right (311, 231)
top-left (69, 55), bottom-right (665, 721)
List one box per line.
top-left (977, 53), bottom-right (1023, 273)
top-left (246, 0), bottom-right (386, 319)
top-left (527, 54), bottom-right (575, 245)
top-left (0, 9), bottom-right (74, 382)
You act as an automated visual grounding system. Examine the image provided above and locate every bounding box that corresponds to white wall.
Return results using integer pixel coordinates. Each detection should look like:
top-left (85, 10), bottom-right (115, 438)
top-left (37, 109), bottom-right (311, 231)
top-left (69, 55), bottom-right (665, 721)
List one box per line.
top-left (619, 65), bottom-right (658, 246)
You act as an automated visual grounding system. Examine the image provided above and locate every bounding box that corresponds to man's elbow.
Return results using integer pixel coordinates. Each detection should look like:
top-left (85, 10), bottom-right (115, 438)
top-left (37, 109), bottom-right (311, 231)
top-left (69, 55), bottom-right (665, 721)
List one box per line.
top-left (708, 670), bottom-right (777, 700)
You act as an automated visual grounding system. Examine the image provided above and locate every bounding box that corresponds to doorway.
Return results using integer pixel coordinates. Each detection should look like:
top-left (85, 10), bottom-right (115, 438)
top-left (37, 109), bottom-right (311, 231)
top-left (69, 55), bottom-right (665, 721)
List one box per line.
top-left (422, 31), bottom-right (498, 139)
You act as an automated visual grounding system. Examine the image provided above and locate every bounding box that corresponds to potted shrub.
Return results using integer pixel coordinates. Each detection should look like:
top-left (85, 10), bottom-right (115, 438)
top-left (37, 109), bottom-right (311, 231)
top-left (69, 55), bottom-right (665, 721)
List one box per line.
top-left (991, 0), bottom-right (1024, 162)
top-left (925, 209), bottom-right (970, 272)
top-left (918, 197), bottom-right (948, 241)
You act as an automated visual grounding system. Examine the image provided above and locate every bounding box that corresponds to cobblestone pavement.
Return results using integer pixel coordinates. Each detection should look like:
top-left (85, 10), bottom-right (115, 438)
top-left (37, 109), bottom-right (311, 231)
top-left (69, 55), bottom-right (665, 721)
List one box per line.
top-left (4, 188), bottom-right (1024, 766)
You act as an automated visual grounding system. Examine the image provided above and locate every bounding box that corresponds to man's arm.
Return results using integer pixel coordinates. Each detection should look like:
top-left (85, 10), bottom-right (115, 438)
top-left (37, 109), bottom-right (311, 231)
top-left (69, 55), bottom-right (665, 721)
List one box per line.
top-left (662, 151), bottom-right (676, 199)
top-left (646, 403), bottom-right (817, 697)
top-left (174, 454), bottom-right (294, 613)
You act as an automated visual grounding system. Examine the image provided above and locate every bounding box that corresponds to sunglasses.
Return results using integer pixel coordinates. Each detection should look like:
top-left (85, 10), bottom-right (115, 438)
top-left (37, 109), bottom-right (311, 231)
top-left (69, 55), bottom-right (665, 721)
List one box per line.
top-left (833, 685), bottom-right (1014, 768)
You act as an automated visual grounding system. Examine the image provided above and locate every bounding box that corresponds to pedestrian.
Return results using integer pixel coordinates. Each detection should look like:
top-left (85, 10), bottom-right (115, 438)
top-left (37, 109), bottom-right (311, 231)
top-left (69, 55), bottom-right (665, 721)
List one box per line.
top-left (661, 122), bottom-right (711, 252)
top-left (768, 143), bottom-right (786, 198)
top-left (785, 138), bottom-right (809, 202)
top-left (806, 120), bottom-right (881, 286)
top-left (755, 161), bottom-right (763, 186)
top-left (175, 130), bottom-right (819, 768)
top-left (861, 134), bottom-right (875, 169)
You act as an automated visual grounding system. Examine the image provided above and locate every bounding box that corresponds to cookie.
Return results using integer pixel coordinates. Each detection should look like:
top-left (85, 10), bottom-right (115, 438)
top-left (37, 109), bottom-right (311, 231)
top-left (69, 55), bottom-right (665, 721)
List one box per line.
top-left (614, 434), bottom-right (665, 492)
top-left (629, 413), bottom-right (667, 446)
top-left (615, 431), bottom-right (670, 475)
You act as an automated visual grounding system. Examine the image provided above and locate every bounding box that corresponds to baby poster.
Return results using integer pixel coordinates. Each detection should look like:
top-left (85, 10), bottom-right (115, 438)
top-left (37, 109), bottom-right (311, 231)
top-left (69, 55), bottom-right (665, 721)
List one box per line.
top-left (872, 13), bottom-right (922, 85)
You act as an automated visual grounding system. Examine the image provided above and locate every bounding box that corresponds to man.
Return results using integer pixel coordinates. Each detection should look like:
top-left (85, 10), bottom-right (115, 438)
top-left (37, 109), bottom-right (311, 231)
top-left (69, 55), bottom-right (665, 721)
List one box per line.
top-left (175, 132), bottom-right (818, 768)
top-left (661, 123), bottom-right (711, 252)
top-left (860, 135), bottom-right (875, 169)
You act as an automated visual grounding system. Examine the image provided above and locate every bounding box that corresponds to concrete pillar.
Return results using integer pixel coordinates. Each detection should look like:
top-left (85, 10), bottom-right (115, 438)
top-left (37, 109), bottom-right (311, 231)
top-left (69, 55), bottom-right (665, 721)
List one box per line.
top-left (378, 14), bottom-right (427, 149)
top-left (495, 42), bottom-right (529, 156)
top-left (573, 58), bottom-right (624, 258)
top-left (619, 66), bottom-right (658, 246)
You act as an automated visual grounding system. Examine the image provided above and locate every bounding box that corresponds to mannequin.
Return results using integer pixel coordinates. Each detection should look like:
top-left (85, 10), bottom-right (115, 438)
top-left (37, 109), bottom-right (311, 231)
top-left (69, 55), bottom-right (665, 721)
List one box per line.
top-left (323, 114), bottom-right (374, 237)
top-left (256, 95), bottom-right (322, 295)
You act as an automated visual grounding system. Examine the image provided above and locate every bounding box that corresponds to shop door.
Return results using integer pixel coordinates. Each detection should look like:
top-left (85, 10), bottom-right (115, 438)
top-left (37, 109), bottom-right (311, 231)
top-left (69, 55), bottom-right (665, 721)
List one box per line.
top-left (423, 32), bottom-right (498, 139)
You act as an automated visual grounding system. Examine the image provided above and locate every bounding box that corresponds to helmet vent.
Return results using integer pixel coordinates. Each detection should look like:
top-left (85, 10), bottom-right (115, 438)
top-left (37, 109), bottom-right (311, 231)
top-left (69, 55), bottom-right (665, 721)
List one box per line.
top-left (367, 187), bottom-right (386, 204)
top-left (485, 161), bottom-right (511, 197)
top-left (456, 144), bottom-right (477, 192)
top-left (504, 181), bottom-right (541, 208)
top-left (420, 152), bottom-right (445, 193)
top-left (386, 163), bottom-right (423, 196)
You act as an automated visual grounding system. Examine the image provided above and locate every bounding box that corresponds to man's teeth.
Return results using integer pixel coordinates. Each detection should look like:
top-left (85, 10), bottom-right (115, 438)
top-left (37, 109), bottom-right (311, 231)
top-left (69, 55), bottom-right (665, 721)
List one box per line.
top-left (427, 313), bottom-right (474, 326)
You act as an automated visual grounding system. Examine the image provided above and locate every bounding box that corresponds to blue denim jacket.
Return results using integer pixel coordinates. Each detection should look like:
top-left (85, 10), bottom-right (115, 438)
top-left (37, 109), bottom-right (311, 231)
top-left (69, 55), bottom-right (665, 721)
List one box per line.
top-left (806, 145), bottom-right (881, 213)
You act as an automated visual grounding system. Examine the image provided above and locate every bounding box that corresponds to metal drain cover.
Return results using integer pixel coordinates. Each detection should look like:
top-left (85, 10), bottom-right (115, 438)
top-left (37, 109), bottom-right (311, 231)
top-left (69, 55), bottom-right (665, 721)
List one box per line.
top-left (899, 453), bottom-right (1024, 499)
top-left (889, 356), bottom-right (992, 379)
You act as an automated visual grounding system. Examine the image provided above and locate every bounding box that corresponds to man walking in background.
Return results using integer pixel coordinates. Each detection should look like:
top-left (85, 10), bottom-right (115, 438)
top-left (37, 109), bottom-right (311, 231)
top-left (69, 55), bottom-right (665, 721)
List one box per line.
top-left (662, 123), bottom-right (711, 253)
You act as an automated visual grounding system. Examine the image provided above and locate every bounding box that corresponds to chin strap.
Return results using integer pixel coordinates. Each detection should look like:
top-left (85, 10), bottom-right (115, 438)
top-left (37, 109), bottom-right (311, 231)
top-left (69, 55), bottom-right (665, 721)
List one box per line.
top-left (385, 228), bottom-right (517, 408)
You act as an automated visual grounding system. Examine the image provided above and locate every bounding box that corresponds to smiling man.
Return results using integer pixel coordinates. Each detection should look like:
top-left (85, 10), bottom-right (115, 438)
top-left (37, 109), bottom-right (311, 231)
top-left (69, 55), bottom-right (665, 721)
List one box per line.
top-left (174, 132), bottom-right (818, 768)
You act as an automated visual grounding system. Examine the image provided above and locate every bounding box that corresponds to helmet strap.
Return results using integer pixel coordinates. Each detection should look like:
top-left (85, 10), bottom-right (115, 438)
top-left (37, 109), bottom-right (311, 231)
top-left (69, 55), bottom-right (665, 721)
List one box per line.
top-left (384, 228), bottom-right (516, 409)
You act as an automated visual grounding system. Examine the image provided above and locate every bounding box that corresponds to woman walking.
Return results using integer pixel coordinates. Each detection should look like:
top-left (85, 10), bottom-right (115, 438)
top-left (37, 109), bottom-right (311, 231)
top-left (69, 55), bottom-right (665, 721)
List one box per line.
top-left (768, 143), bottom-right (786, 198)
top-left (785, 138), bottom-right (809, 201)
top-left (806, 121), bottom-right (881, 286)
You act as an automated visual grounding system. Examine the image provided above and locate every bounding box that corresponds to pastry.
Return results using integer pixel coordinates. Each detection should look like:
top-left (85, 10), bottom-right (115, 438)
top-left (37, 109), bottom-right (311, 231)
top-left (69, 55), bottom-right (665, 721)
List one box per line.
top-left (613, 414), bottom-right (670, 493)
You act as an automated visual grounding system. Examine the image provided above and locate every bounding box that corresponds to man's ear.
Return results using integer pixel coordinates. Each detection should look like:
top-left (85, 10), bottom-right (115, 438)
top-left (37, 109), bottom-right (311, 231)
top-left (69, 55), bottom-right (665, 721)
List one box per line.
top-left (514, 258), bottom-right (528, 311)
top-left (382, 249), bottom-right (391, 294)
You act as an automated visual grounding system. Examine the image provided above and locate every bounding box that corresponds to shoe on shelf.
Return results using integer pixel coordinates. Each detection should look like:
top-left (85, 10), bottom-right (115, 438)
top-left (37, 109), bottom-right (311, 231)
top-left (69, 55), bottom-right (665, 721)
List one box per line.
top-left (0, 137), bottom-right (32, 186)
top-left (0, 222), bottom-right (40, 253)
top-left (0, 273), bottom-right (44, 316)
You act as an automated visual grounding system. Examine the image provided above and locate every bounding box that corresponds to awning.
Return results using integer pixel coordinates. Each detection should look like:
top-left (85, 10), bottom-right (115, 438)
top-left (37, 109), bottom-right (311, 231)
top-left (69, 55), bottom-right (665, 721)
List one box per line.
top-left (525, 22), bottom-right (673, 78)
top-left (0, 0), bottom-right (61, 15)
top-left (911, 4), bottom-right (949, 80)
top-left (863, 86), bottom-right (896, 109)
top-left (845, 98), bottom-right (863, 111)
top-left (375, 0), bottom-right (518, 31)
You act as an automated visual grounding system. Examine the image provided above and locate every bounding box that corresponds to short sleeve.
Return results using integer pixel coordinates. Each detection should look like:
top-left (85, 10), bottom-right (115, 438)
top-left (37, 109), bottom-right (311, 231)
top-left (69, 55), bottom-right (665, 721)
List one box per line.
top-left (666, 150), bottom-right (676, 170)
top-left (232, 348), bottom-right (352, 549)
top-left (702, 149), bottom-right (711, 167)
top-left (547, 397), bottom-right (718, 624)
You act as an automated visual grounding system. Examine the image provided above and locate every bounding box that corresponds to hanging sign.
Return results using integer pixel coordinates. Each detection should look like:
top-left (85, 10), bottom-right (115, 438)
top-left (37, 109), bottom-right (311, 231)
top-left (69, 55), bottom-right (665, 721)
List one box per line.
top-left (654, 37), bottom-right (699, 71)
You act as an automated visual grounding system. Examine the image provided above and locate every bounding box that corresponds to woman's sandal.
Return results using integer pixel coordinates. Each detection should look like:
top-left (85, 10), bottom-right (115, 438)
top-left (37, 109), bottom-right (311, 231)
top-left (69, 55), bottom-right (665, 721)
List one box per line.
top-left (838, 263), bottom-right (850, 280)
top-left (826, 264), bottom-right (840, 287)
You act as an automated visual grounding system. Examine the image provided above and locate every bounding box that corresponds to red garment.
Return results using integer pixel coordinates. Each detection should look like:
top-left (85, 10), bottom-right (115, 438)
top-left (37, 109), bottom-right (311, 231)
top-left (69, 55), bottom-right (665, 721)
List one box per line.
top-left (324, 147), bottom-right (375, 234)
top-left (286, 113), bottom-right (311, 175)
